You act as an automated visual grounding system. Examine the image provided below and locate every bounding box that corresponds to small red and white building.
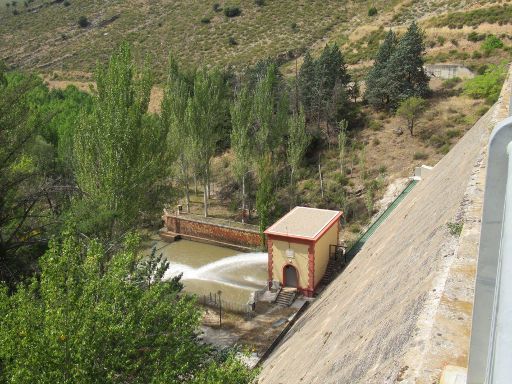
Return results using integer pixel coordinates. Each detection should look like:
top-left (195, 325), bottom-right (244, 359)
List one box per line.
top-left (264, 206), bottom-right (343, 297)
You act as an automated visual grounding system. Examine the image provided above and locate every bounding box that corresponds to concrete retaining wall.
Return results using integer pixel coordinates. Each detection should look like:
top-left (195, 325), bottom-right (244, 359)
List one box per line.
top-left (425, 64), bottom-right (474, 79)
top-left (161, 213), bottom-right (262, 250)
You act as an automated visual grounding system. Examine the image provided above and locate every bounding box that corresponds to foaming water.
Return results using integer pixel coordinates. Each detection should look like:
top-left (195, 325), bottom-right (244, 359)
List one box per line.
top-left (163, 252), bottom-right (268, 290)
top-left (148, 239), bottom-right (268, 304)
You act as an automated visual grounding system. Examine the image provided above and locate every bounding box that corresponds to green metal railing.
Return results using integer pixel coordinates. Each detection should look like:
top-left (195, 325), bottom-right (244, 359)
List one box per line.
top-left (344, 179), bottom-right (419, 261)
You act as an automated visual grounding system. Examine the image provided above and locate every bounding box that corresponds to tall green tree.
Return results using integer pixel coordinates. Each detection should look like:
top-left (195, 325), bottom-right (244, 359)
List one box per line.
top-left (286, 107), bottom-right (309, 207)
top-left (385, 22), bottom-right (430, 108)
top-left (73, 44), bottom-right (169, 238)
top-left (0, 70), bottom-right (62, 286)
top-left (298, 51), bottom-right (316, 117)
top-left (230, 85), bottom-right (252, 223)
top-left (365, 29), bottom-right (397, 109)
top-left (298, 44), bottom-right (351, 141)
top-left (0, 230), bottom-right (258, 383)
top-left (251, 64), bottom-right (288, 155)
top-left (161, 55), bottom-right (194, 213)
top-left (186, 69), bottom-right (226, 217)
top-left (255, 154), bottom-right (275, 242)
top-left (251, 65), bottom-right (288, 233)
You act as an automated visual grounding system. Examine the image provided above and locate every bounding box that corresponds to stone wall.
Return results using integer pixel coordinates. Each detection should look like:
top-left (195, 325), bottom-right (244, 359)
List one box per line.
top-left (162, 213), bottom-right (262, 250)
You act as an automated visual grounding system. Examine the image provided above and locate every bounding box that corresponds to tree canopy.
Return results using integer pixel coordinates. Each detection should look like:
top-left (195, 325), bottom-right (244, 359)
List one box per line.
top-left (73, 44), bottom-right (170, 238)
top-left (365, 23), bottom-right (430, 110)
top-left (0, 231), bottom-right (258, 383)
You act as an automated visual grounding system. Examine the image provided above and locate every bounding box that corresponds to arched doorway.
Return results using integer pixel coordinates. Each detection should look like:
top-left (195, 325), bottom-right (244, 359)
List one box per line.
top-left (283, 265), bottom-right (298, 288)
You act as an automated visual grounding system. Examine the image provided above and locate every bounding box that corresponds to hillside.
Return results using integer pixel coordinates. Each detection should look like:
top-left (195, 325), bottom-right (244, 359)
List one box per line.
top-left (3, 0), bottom-right (510, 80)
top-left (0, 0), bottom-right (398, 79)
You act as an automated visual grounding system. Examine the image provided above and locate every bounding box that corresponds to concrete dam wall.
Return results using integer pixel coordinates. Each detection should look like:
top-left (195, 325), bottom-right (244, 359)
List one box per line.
top-left (259, 66), bottom-right (512, 384)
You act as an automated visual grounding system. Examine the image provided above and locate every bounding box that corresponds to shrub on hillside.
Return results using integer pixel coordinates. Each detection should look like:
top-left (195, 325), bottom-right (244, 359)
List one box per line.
top-left (368, 7), bottom-right (378, 17)
top-left (463, 62), bottom-right (507, 104)
top-left (255, 0), bottom-right (265, 6)
top-left (63, 0), bottom-right (70, 5)
top-left (78, 16), bottom-right (89, 28)
top-left (481, 34), bottom-right (504, 53)
top-left (200, 17), bottom-right (211, 24)
top-left (413, 151), bottom-right (428, 160)
top-left (442, 77), bottom-right (461, 90)
top-left (224, 6), bottom-right (241, 17)
top-left (467, 31), bottom-right (486, 42)
top-left (228, 36), bottom-right (237, 45)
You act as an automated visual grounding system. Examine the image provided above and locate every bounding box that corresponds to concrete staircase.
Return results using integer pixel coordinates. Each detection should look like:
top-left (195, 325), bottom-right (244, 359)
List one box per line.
top-left (275, 288), bottom-right (297, 307)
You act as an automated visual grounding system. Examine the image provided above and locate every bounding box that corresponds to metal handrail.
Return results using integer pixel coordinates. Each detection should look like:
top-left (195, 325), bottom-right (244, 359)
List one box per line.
top-left (468, 117), bottom-right (512, 383)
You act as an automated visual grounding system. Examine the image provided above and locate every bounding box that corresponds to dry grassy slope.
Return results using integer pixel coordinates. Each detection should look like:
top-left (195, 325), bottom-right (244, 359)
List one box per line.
top-left (0, 0), bottom-right (399, 80)
top-left (2, 0), bottom-right (492, 80)
top-left (258, 80), bottom-right (504, 383)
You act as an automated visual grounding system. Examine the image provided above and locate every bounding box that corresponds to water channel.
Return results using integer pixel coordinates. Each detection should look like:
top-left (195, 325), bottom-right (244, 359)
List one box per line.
top-left (148, 239), bottom-right (268, 305)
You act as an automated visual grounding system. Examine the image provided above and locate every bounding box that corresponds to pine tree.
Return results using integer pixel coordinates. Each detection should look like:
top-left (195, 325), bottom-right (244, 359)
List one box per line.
top-left (385, 22), bottom-right (430, 108)
top-left (298, 51), bottom-right (316, 117)
top-left (365, 29), bottom-right (397, 109)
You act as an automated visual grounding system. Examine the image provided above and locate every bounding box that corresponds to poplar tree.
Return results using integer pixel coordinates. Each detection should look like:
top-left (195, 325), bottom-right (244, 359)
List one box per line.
top-left (252, 65), bottom-right (288, 235)
top-left (186, 69), bottom-right (226, 218)
top-left (73, 44), bottom-right (168, 238)
top-left (230, 85), bottom-right (252, 222)
top-left (286, 107), bottom-right (309, 207)
top-left (365, 29), bottom-right (397, 109)
top-left (161, 55), bottom-right (194, 212)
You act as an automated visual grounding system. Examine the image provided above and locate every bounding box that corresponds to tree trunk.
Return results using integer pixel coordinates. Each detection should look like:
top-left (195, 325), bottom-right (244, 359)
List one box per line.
top-left (241, 175), bottom-right (246, 224)
top-left (318, 163), bottom-right (324, 199)
top-left (290, 168), bottom-right (295, 211)
top-left (194, 174), bottom-right (198, 195)
top-left (180, 157), bottom-right (190, 213)
top-left (184, 178), bottom-right (190, 213)
top-left (203, 178), bottom-right (208, 218)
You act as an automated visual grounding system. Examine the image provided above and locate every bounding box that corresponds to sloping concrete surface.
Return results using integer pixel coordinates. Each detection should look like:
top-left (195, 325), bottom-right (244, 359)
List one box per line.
top-left (258, 103), bottom-right (500, 383)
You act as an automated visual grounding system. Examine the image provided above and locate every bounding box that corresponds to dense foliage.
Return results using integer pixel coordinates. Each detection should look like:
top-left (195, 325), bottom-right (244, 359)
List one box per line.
top-left (73, 44), bottom-right (171, 239)
top-left (0, 68), bottom-right (90, 287)
top-left (0, 231), bottom-right (258, 383)
top-left (463, 62), bottom-right (508, 104)
top-left (299, 44), bottom-right (352, 139)
top-left (365, 23), bottom-right (430, 110)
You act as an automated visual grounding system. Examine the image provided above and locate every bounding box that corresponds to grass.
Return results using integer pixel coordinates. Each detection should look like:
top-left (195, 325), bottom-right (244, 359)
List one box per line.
top-left (428, 4), bottom-right (512, 29)
top-left (0, 0), bottom-right (375, 80)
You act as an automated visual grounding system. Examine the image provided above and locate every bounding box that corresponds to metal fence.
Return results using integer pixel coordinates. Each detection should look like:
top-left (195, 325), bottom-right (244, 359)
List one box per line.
top-left (197, 292), bottom-right (254, 315)
top-left (467, 114), bottom-right (512, 382)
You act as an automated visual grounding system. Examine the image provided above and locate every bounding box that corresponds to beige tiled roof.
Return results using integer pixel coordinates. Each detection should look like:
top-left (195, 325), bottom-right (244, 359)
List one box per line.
top-left (264, 206), bottom-right (341, 240)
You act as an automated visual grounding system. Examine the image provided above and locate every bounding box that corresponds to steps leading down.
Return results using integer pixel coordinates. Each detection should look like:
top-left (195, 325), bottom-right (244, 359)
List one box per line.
top-left (275, 288), bottom-right (297, 307)
top-left (258, 104), bottom-right (497, 384)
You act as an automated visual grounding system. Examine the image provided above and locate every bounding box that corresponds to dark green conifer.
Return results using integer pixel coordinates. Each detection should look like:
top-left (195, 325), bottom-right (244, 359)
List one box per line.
top-left (298, 51), bottom-right (316, 116)
top-left (365, 29), bottom-right (397, 109)
top-left (385, 22), bottom-right (430, 108)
